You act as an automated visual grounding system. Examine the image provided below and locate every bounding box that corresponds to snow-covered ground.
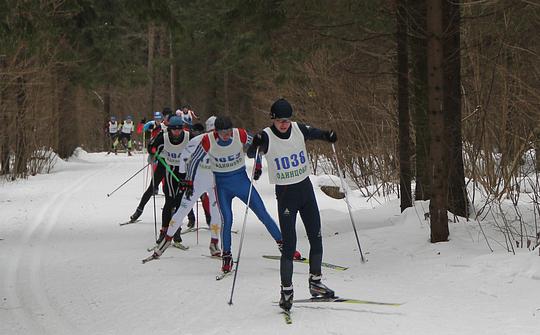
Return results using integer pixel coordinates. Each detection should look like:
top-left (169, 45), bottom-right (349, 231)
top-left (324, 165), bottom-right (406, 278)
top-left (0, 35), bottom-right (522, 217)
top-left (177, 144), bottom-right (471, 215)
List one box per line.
top-left (1, 150), bottom-right (539, 335)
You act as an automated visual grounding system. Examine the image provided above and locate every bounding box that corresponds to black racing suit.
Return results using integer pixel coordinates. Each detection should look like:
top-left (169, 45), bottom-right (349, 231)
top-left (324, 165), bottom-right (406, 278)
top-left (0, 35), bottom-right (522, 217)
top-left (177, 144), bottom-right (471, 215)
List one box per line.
top-left (247, 123), bottom-right (330, 287)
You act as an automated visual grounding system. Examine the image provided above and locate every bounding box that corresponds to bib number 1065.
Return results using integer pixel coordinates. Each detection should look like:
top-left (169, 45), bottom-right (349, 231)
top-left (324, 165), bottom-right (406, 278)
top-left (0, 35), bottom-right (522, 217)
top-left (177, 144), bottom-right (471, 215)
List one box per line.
top-left (274, 151), bottom-right (306, 170)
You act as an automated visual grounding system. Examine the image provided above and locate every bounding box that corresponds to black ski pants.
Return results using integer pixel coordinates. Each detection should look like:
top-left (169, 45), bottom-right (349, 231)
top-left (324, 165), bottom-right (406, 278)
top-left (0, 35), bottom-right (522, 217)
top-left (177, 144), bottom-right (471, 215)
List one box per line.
top-left (276, 177), bottom-right (323, 287)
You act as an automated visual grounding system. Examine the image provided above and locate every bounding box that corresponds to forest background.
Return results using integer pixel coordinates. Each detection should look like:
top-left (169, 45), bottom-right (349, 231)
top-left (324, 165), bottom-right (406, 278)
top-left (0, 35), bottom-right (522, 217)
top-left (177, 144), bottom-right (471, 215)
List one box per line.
top-left (1, 0), bottom-right (539, 244)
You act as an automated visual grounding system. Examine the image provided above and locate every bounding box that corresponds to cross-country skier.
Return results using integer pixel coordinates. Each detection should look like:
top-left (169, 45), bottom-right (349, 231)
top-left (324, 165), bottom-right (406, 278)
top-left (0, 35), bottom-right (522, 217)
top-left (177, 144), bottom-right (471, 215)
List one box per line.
top-left (184, 116), bottom-right (283, 273)
top-left (247, 98), bottom-right (337, 311)
top-left (119, 115), bottom-right (134, 156)
top-left (129, 111), bottom-right (196, 227)
top-left (150, 116), bottom-right (223, 258)
top-left (146, 116), bottom-right (192, 246)
top-left (106, 116), bottom-right (119, 155)
top-left (177, 104), bottom-right (198, 128)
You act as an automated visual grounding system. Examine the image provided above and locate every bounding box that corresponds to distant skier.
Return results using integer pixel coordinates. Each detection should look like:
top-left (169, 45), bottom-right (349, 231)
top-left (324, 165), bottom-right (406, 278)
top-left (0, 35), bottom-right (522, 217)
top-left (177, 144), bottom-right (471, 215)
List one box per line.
top-left (248, 98), bottom-right (338, 311)
top-left (176, 104), bottom-right (199, 129)
top-left (150, 116), bottom-right (223, 258)
top-left (184, 116), bottom-right (283, 273)
top-left (119, 115), bottom-right (134, 156)
top-left (106, 116), bottom-right (119, 155)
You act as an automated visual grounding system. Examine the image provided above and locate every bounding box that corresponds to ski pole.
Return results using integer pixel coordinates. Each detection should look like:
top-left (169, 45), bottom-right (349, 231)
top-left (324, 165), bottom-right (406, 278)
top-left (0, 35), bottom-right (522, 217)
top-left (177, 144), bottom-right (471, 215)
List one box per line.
top-left (331, 143), bottom-right (366, 263)
top-left (154, 153), bottom-right (180, 182)
top-left (107, 162), bottom-right (151, 197)
top-left (228, 147), bottom-right (259, 305)
top-left (196, 199), bottom-right (199, 245)
top-left (151, 161), bottom-right (157, 241)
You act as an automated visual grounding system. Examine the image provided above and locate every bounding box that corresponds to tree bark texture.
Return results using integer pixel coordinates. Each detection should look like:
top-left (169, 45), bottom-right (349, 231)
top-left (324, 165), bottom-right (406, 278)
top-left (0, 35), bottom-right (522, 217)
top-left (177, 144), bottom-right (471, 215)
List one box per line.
top-left (443, 0), bottom-right (468, 218)
top-left (0, 55), bottom-right (10, 175)
top-left (426, 0), bottom-right (449, 242)
top-left (104, 83), bottom-right (111, 151)
top-left (409, 0), bottom-right (431, 201)
top-left (148, 23), bottom-right (156, 112)
top-left (13, 77), bottom-right (28, 177)
top-left (57, 75), bottom-right (78, 159)
top-left (397, 0), bottom-right (412, 212)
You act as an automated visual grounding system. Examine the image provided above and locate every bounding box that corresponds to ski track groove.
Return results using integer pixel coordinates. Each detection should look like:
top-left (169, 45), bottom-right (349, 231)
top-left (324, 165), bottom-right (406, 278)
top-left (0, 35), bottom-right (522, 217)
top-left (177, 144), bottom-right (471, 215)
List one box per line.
top-left (4, 163), bottom-right (112, 335)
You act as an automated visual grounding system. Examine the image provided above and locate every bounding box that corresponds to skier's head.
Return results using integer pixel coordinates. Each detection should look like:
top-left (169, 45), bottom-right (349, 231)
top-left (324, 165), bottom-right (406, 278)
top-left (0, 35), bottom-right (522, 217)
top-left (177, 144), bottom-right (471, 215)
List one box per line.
top-left (154, 111), bottom-right (163, 122)
top-left (191, 123), bottom-right (205, 136)
top-left (270, 98), bottom-right (293, 119)
top-left (167, 116), bottom-right (184, 139)
top-left (214, 116), bottom-right (233, 141)
top-left (110, 116), bottom-right (116, 122)
top-left (162, 107), bottom-right (173, 119)
top-left (270, 98), bottom-right (293, 133)
top-left (181, 104), bottom-right (191, 113)
top-left (126, 115), bottom-right (132, 122)
top-left (205, 116), bottom-right (217, 131)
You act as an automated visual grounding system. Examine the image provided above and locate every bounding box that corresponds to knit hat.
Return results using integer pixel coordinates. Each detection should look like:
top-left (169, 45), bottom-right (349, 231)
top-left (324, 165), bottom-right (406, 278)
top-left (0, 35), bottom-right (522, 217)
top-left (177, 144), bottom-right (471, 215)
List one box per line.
top-left (270, 98), bottom-right (293, 119)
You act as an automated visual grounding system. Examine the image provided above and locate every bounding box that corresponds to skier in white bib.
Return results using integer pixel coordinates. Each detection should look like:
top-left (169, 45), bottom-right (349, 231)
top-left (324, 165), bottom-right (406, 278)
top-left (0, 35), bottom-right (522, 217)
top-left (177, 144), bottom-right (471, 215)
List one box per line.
top-left (150, 116), bottom-right (223, 258)
top-left (248, 98), bottom-right (338, 311)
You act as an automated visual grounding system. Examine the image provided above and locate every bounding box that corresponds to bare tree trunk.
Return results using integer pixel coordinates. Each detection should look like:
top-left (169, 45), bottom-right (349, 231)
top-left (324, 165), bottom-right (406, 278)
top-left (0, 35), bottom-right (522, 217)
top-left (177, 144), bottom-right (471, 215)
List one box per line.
top-left (536, 125), bottom-right (540, 171)
top-left (409, 0), bottom-right (431, 201)
top-left (443, 0), bottom-right (468, 218)
top-left (13, 77), bottom-right (28, 177)
top-left (148, 23), bottom-right (156, 112)
top-left (57, 75), bottom-right (78, 159)
top-left (397, 0), bottom-right (412, 212)
top-left (224, 69), bottom-right (229, 116)
top-left (427, 0), bottom-right (449, 242)
top-left (0, 55), bottom-right (10, 175)
top-left (169, 29), bottom-right (177, 109)
top-left (104, 83), bottom-right (111, 151)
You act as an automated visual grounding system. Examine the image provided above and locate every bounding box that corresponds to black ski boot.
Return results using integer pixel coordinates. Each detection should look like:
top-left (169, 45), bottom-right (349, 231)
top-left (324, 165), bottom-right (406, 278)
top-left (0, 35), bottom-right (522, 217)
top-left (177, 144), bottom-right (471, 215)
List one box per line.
top-left (187, 210), bottom-right (196, 229)
top-left (172, 228), bottom-right (182, 243)
top-left (154, 237), bottom-right (172, 257)
top-left (156, 228), bottom-right (167, 244)
top-left (309, 274), bottom-right (335, 298)
top-left (130, 207), bottom-right (143, 222)
top-left (221, 251), bottom-right (233, 273)
top-left (279, 285), bottom-right (294, 311)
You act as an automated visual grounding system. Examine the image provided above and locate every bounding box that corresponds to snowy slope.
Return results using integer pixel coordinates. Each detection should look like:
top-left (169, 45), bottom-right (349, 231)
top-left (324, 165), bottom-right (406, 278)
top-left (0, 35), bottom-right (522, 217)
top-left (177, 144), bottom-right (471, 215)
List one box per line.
top-left (1, 150), bottom-right (539, 335)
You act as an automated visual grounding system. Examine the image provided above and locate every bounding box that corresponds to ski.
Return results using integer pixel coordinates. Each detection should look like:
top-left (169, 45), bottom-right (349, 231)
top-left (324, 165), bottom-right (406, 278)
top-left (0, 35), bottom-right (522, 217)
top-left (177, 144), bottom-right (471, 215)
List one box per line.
top-left (216, 269), bottom-right (235, 281)
top-left (142, 253), bottom-right (159, 264)
top-left (119, 219), bottom-right (141, 226)
top-left (180, 226), bottom-right (209, 235)
top-left (292, 296), bottom-right (403, 306)
top-left (181, 226), bottom-right (239, 234)
top-left (281, 310), bottom-right (292, 324)
top-left (172, 241), bottom-right (190, 250)
top-left (262, 255), bottom-right (348, 271)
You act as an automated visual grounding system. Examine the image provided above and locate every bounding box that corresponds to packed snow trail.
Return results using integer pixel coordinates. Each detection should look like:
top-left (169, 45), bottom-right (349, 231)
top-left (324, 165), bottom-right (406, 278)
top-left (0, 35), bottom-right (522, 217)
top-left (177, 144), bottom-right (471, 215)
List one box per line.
top-left (1, 150), bottom-right (540, 335)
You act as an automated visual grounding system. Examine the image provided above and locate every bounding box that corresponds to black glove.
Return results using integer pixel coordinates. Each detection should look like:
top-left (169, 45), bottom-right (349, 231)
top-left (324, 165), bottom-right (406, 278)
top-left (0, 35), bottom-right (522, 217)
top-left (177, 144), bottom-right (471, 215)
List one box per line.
top-left (251, 133), bottom-right (264, 148)
top-left (254, 165), bottom-right (262, 181)
top-left (181, 180), bottom-right (194, 199)
top-left (325, 130), bottom-right (337, 143)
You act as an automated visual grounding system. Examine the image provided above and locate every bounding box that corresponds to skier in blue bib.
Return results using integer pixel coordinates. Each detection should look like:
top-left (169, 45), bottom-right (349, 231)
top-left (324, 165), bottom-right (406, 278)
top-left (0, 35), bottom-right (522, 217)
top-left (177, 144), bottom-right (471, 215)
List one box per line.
top-left (185, 116), bottom-right (283, 273)
top-left (248, 98), bottom-right (338, 311)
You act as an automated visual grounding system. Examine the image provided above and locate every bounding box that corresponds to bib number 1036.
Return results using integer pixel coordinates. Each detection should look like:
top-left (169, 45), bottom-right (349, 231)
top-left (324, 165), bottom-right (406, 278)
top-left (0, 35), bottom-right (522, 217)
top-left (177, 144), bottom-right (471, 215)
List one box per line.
top-left (274, 151), bottom-right (306, 170)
